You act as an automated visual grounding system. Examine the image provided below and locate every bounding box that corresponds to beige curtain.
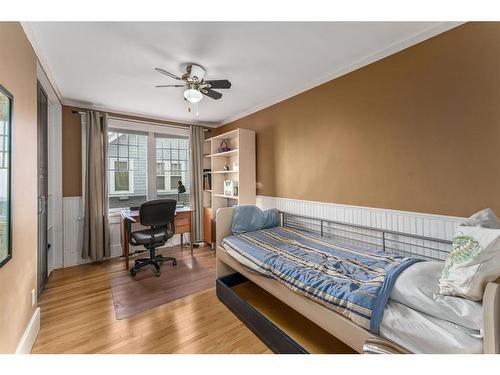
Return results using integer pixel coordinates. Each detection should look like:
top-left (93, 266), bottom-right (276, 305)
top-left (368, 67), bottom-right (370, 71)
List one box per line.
top-left (82, 111), bottom-right (110, 261)
top-left (189, 126), bottom-right (204, 243)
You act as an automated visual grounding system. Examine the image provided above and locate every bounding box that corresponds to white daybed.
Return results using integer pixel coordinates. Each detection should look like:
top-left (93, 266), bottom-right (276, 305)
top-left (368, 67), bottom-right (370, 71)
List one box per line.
top-left (215, 207), bottom-right (500, 354)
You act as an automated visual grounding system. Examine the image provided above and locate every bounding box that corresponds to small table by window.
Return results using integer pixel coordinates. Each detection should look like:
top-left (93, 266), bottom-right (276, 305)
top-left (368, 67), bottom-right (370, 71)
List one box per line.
top-left (120, 207), bottom-right (194, 269)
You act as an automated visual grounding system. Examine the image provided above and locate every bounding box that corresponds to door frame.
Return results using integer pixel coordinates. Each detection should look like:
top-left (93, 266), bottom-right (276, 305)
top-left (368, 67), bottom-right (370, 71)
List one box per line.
top-left (36, 61), bottom-right (63, 273)
top-left (37, 81), bottom-right (49, 295)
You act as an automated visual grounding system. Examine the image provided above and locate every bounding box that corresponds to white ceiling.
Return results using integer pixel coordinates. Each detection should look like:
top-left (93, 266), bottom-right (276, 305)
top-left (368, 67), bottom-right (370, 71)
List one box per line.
top-left (25, 22), bottom-right (460, 127)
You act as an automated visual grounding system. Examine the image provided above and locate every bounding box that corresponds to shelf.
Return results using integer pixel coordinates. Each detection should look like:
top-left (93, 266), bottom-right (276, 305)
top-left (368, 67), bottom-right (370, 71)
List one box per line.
top-left (212, 170), bottom-right (238, 174)
top-left (205, 129), bottom-right (239, 142)
top-left (213, 193), bottom-right (239, 200)
top-left (212, 149), bottom-right (238, 157)
top-left (203, 128), bottom-right (254, 218)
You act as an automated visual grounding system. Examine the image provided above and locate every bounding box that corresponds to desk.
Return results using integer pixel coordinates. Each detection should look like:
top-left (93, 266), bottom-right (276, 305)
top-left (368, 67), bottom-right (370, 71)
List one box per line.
top-left (121, 207), bottom-right (194, 269)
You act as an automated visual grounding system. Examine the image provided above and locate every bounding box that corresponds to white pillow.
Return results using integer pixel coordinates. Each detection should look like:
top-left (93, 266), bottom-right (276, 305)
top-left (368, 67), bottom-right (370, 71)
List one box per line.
top-left (391, 261), bottom-right (482, 331)
top-left (439, 225), bottom-right (500, 300)
top-left (461, 208), bottom-right (500, 229)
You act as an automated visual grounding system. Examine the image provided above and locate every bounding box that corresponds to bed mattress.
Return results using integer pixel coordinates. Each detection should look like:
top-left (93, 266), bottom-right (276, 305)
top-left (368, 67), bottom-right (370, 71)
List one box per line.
top-left (380, 300), bottom-right (482, 354)
top-left (222, 226), bottom-right (420, 333)
top-left (221, 228), bottom-right (484, 354)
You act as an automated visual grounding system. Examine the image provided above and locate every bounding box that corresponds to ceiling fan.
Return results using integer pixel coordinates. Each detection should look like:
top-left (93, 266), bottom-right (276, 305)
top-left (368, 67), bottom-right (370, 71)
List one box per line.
top-left (155, 63), bottom-right (231, 104)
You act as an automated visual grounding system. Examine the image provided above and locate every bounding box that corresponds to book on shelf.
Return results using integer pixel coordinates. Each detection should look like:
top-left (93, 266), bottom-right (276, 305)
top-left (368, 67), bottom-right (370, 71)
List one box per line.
top-left (203, 168), bottom-right (212, 190)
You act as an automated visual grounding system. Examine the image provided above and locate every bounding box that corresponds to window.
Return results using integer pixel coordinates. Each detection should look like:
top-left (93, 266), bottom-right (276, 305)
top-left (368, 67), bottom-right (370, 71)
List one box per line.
top-left (115, 161), bottom-right (130, 191)
top-left (156, 162), bottom-right (166, 191)
top-left (106, 120), bottom-right (190, 211)
top-left (156, 136), bottom-right (190, 207)
top-left (170, 162), bottom-right (182, 188)
top-left (108, 131), bottom-right (147, 209)
top-left (109, 159), bottom-right (134, 194)
top-left (0, 121), bottom-right (7, 170)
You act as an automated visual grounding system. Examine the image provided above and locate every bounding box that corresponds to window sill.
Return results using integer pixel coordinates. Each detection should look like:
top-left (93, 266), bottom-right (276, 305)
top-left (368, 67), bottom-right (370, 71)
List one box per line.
top-left (108, 209), bottom-right (123, 217)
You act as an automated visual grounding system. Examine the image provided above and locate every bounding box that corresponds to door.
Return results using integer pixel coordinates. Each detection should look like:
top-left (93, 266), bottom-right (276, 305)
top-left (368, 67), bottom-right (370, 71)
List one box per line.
top-left (37, 82), bottom-right (49, 295)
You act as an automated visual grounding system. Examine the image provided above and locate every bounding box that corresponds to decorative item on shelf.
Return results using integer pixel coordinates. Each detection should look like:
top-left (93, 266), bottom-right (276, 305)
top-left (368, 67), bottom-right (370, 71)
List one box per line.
top-left (177, 180), bottom-right (186, 207)
top-left (223, 180), bottom-right (238, 197)
top-left (223, 164), bottom-right (230, 171)
top-left (232, 162), bottom-right (239, 172)
top-left (218, 140), bottom-right (231, 153)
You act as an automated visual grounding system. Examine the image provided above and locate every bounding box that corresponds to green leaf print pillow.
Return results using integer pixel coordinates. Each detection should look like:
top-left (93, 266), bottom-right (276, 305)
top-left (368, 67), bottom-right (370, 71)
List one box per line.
top-left (439, 225), bottom-right (500, 301)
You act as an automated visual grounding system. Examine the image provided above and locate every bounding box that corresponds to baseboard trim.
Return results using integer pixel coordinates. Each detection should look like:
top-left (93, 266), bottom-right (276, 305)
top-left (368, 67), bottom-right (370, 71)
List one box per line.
top-left (15, 307), bottom-right (40, 354)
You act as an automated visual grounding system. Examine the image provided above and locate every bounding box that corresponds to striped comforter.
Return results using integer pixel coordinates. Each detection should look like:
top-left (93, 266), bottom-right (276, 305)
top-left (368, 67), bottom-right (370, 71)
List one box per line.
top-left (222, 226), bottom-right (420, 333)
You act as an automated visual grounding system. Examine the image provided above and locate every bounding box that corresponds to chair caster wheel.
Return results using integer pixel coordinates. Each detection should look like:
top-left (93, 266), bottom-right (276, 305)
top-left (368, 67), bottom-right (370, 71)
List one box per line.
top-left (173, 260), bottom-right (177, 266)
top-left (154, 271), bottom-right (161, 277)
top-left (130, 270), bottom-right (137, 277)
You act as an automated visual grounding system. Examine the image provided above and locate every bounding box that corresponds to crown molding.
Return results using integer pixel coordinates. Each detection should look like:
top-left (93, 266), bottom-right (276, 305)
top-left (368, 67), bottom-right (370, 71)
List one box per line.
top-left (218, 21), bottom-right (465, 127)
top-left (21, 22), bottom-right (64, 104)
top-left (62, 98), bottom-right (219, 128)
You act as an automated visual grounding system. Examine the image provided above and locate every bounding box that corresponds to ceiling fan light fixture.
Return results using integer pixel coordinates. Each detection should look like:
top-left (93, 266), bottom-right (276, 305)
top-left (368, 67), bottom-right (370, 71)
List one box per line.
top-left (183, 88), bottom-right (203, 103)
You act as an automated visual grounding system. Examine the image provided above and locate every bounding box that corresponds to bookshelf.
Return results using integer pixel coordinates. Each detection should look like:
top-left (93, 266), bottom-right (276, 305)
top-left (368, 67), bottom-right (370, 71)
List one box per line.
top-left (202, 128), bottom-right (256, 245)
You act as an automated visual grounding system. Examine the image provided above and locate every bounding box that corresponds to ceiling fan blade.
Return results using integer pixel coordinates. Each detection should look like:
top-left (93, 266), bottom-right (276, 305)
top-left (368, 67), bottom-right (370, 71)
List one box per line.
top-left (155, 68), bottom-right (182, 81)
top-left (205, 79), bottom-right (231, 89)
top-left (155, 84), bottom-right (185, 88)
top-left (202, 89), bottom-right (223, 100)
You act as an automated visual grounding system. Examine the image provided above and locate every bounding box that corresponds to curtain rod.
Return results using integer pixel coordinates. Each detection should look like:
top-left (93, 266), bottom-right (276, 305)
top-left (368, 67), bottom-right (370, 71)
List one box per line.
top-left (71, 110), bottom-right (210, 131)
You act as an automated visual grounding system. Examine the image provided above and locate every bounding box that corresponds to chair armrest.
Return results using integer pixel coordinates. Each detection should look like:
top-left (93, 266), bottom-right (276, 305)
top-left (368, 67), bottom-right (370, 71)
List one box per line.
top-left (124, 217), bottom-right (139, 246)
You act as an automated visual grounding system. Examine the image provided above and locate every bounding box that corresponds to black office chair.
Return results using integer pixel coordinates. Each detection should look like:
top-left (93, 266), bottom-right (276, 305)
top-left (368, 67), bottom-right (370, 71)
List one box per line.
top-left (127, 199), bottom-right (177, 277)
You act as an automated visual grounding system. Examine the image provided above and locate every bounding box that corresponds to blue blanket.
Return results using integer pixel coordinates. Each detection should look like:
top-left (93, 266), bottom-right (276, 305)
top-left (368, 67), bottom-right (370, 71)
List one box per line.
top-left (222, 226), bottom-right (421, 333)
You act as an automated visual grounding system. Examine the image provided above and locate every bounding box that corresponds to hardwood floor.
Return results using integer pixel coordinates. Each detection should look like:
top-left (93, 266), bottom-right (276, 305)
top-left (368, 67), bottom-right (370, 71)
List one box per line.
top-left (32, 246), bottom-right (271, 354)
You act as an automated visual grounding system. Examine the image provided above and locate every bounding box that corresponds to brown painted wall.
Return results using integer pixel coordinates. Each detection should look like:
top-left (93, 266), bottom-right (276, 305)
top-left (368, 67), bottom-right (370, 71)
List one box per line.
top-left (214, 22), bottom-right (500, 218)
top-left (0, 22), bottom-right (38, 353)
top-left (62, 106), bottom-right (192, 197)
top-left (62, 106), bottom-right (83, 197)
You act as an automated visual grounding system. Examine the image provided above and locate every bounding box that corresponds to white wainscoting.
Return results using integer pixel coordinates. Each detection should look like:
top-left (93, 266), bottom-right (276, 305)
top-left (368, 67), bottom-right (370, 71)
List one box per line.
top-left (63, 197), bottom-right (183, 268)
top-left (63, 197), bottom-right (87, 267)
top-left (256, 195), bottom-right (464, 260)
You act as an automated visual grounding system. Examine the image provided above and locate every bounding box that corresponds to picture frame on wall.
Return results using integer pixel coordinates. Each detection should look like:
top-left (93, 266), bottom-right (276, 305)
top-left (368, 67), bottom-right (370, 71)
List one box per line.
top-left (0, 84), bottom-right (12, 268)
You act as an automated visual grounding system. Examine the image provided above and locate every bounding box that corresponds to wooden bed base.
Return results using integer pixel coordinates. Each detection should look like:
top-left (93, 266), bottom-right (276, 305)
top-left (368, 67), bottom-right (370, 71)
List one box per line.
top-left (215, 207), bottom-right (500, 354)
